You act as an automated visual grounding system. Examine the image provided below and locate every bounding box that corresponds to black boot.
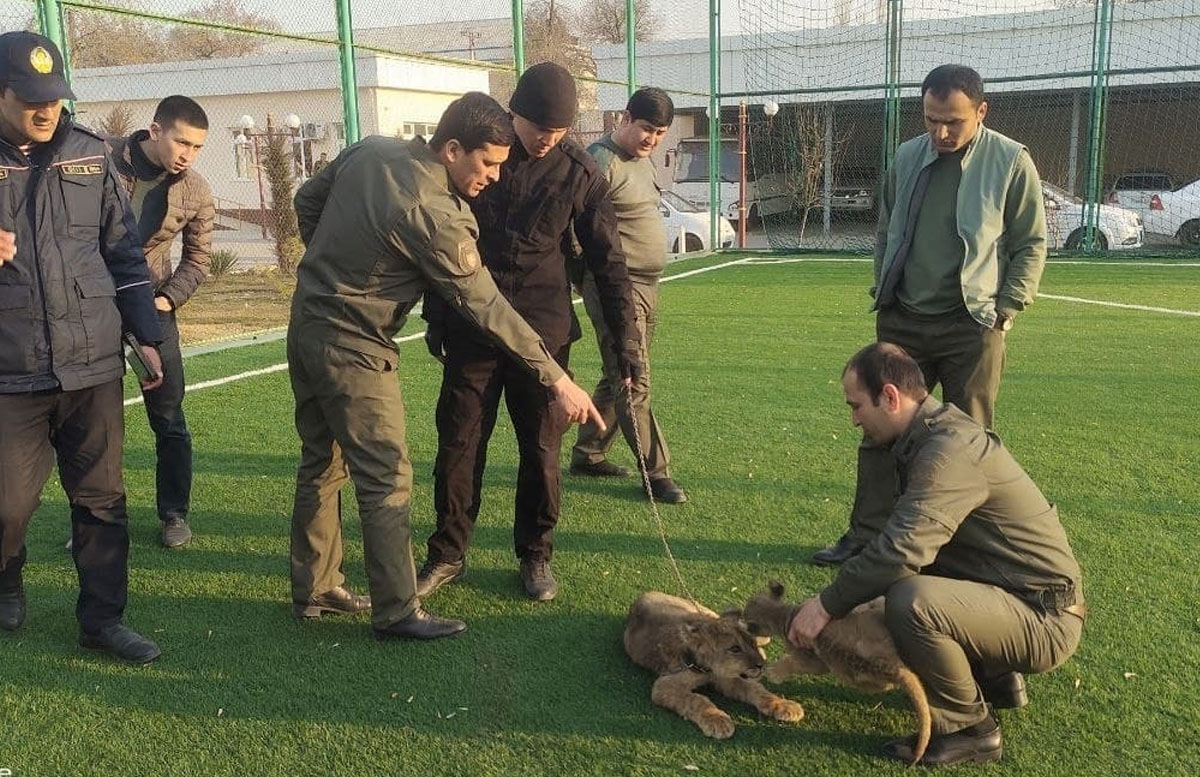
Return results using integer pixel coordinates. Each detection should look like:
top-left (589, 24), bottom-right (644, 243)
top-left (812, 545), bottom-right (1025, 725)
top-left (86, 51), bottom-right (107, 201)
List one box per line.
top-left (980, 671), bottom-right (1028, 709)
top-left (415, 558), bottom-right (467, 599)
top-left (882, 714), bottom-right (1003, 766)
top-left (0, 589), bottom-right (26, 632)
top-left (811, 532), bottom-right (864, 566)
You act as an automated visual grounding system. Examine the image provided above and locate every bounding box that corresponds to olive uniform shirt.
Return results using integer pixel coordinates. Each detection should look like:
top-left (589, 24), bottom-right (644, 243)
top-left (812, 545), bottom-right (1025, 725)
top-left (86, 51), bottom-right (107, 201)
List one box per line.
top-left (821, 397), bottom-right (1083, 617)
top-left (291, 136), bottom-right (564, 386)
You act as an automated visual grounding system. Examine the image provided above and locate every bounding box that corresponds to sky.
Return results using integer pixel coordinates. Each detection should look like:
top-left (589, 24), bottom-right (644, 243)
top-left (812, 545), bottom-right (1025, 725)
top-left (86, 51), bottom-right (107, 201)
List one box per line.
top-left (241, 0), bottom-right (1071, 40)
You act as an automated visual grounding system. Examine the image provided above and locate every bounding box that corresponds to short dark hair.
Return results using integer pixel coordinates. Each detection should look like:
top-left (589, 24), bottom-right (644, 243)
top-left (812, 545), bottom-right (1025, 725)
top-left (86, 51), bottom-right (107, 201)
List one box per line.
top-left (921, 64), bottom-right (985, 107)
top-left (843, 342), bottom-right (928, 404)
top-left (152, 95), bottom-right (208, 131)
top-left (626, 87), bottom-right (674, 128)
top-left (430, 92), bottom-right (515, 153)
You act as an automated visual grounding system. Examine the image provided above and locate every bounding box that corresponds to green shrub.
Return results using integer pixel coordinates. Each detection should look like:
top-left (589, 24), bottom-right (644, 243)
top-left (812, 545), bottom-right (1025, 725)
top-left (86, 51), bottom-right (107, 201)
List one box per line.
top-left (209, 248), bottom-right (240, 278)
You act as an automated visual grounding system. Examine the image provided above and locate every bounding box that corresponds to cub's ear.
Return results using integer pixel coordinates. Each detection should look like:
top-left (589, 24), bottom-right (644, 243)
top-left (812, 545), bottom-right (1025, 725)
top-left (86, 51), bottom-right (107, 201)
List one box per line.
top-left (768, 580), bottom-right (786, 599)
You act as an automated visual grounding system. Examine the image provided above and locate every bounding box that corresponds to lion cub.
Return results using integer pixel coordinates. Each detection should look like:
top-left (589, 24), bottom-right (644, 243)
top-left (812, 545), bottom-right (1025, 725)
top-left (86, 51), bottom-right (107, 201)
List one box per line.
top-left (743, 581), bottom-right (931, 764)
top-left (624, 591), bottom-right (805, 739)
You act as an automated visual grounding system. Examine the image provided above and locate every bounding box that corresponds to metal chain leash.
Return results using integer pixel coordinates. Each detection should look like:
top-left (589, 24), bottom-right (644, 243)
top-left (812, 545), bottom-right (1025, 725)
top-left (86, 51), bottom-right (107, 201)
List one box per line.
top-left (622, 371), bottom-right (697, 606)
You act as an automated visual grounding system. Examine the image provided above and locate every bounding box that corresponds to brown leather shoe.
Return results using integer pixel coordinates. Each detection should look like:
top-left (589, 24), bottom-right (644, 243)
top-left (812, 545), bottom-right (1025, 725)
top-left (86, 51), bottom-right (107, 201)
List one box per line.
top-left (883, 714), bottom-right (1003, 766)
top-left (373, 607), bottom-right (466, 640)
top-left (292, 585), bottom-right (371, 619)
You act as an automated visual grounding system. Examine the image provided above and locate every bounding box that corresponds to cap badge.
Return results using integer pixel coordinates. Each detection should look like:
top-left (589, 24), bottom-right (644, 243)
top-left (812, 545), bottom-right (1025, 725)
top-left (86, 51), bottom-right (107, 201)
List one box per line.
top-left (30, 46), bottom-right (55, 74)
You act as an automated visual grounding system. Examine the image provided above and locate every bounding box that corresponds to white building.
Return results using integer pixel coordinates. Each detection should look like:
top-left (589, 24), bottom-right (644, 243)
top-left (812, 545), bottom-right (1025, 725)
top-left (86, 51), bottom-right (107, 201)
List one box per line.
top-left (72, 50), bottom-right (491, 212)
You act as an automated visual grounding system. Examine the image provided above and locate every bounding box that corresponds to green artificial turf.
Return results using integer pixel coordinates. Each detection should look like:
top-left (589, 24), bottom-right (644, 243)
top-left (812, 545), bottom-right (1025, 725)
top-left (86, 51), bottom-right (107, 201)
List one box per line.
top-left (4, 254), bottom-right (1198, 775)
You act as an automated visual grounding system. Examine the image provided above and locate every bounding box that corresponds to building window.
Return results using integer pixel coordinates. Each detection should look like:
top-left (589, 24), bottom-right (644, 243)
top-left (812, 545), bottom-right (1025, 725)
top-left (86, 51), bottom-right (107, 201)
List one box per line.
top-left (398, 121), bottom-right (438, 139)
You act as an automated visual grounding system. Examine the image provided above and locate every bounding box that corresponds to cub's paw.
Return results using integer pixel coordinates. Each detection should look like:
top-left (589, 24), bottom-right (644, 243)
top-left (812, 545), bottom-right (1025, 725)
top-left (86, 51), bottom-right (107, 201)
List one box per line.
top-left (762, 696), bottom-right (805, 723)
top-left (697, 708), bottom-right (736, 739)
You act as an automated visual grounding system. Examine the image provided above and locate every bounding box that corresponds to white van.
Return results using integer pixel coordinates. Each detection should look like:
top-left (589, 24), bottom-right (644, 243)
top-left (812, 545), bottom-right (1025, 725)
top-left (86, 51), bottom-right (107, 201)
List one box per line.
top-left (669, 139), bottom-right (790, 224)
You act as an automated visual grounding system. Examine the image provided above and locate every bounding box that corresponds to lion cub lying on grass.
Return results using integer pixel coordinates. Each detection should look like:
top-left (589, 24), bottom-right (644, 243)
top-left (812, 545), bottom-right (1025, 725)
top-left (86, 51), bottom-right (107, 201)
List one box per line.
top-left (624, 591), bottom-right (806, 739)
top-left (742, 581), bottom-right (931, 764)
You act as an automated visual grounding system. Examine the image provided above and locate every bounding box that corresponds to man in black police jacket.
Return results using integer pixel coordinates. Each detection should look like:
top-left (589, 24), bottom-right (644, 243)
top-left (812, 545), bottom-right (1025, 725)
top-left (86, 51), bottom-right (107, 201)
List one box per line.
top-left (419, 62), bottom-right (638, 602)
top-left (0, 32), bottom-right (164, 663)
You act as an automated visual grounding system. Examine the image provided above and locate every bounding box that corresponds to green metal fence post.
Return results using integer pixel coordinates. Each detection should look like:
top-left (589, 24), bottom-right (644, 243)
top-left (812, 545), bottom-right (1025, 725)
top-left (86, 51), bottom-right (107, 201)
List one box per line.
top-left (626, 0), bottom-right (637, 96)
top-left (1083, 0), bottom-right (1114, 253)
top-left (35, 0), bottom-right (72, 106)
top-left (881, 0), bottom-right (903, 175)
top-left (709, 0), bottom-right (721, 251)
top-left (335, 0), bottom-right (360, 144)
top-left (512, 0), bottom-right (525, 75)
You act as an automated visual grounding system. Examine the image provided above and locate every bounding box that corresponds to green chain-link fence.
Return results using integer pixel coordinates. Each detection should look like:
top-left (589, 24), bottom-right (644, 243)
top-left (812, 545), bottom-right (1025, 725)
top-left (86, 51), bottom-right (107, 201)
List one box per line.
top-left (27, 0), bottom-right (1200, 265)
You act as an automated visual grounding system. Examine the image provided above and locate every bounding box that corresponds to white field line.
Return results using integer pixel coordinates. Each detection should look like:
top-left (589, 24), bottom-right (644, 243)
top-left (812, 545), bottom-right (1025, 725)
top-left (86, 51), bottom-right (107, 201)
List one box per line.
top-left (1038, 294), bottom-right (1200, 317)
top-left (740, 256), bottom-right (1200, 268)
top-left (124, 257), bottom-right (751, 408)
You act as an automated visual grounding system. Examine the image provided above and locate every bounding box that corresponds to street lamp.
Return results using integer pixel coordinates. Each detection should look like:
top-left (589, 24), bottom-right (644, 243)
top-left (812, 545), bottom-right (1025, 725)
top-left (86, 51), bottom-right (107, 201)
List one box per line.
top-left (237, 114), bottom-right (269, 239)
top-left (284, 112), bottom-right (307, 180)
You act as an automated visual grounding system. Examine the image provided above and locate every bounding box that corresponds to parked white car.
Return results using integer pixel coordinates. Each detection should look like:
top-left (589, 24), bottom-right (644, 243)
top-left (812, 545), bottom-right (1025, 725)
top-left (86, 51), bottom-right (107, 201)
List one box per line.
top-left (1146, 179), bottom-right (1200, 247)
top-left (660, 191), bottom-right (736, 253)
top-left (1042, 182), bottom-right (1143, 251)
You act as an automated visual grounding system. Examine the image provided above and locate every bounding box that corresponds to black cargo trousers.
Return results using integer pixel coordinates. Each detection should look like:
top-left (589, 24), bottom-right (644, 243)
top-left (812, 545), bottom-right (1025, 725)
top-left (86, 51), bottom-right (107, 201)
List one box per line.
top-left (426, 334), bottom-right (571, 567)
top-left (0, 380), bottom-right (131, 633)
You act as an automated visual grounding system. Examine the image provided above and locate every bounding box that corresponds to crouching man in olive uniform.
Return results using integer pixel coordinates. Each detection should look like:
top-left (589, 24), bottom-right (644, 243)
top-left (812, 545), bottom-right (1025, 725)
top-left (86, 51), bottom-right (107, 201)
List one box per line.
top-left (286, 93), bottom-right (604, 641)
top-left (789, 343), bottom-right (1084, 765)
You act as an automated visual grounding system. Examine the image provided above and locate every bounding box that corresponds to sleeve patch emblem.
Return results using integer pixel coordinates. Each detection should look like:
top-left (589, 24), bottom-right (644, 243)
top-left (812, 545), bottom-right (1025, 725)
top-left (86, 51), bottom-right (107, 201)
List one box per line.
top-left (457, 239), bottom-right (481, 273)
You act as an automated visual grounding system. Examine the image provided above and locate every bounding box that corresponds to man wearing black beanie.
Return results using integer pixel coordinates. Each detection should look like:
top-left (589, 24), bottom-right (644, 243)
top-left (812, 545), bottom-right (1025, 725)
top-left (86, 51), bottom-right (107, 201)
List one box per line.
top-left (419, 62), bottom-right (639, 602)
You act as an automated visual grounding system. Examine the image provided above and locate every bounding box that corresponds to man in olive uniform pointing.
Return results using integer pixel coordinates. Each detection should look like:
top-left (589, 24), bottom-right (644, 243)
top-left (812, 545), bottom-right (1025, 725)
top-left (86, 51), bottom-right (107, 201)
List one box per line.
top-left (286, 93), bottom-right (603, 641)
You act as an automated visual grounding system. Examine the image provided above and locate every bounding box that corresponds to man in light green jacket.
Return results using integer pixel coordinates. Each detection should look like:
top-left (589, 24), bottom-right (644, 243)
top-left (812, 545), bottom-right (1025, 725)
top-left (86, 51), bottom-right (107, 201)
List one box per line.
top-left (814, 64), bottom-right (1047, 566)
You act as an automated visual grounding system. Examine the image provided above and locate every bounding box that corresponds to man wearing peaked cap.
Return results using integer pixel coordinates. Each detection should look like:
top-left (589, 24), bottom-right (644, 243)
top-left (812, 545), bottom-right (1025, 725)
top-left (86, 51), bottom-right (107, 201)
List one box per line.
top-left (418, 62), bottom-right (640, 603)
top-left (0, 31), bottom-right (165, 664)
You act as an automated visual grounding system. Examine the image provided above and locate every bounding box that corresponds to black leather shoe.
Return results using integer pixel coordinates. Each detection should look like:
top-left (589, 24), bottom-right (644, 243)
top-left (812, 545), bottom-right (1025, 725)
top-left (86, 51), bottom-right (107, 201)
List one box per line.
top-left (648, 477), bottom-right (688, 504)
top-left (520, 558), bottom-right (558, 601)
top-left (79, 623), bottom-right (161, 664)
top-left (292, 585), bottom-right (372, 619)
top-left (569, 459), bottom-right (630, 478)
top-left (373, 607), bottom-right (466, 640)
top-left (415, 558), bottom-right (466, 599)
top-left (161, 517), bottom-right (193, 548)
top-left (980, 671), bottom-right (1028, 709)
top-left (811, 532), bottom-right (864, 566)
top-left (0, 589), bottom-right (26, 632)
top-left (882, 714), bottom-right (1003, 766)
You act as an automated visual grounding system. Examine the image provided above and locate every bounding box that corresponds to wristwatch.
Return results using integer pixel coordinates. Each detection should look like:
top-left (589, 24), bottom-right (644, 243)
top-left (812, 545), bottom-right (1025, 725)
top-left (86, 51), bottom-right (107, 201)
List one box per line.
top-left (995, 313), bottom-right (1013, 332)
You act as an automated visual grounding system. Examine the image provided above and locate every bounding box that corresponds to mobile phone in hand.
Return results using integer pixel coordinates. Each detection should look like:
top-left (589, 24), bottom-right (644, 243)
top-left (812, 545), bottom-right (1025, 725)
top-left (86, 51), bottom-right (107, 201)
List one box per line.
top-left (123, 332), bottom-right (155, 381)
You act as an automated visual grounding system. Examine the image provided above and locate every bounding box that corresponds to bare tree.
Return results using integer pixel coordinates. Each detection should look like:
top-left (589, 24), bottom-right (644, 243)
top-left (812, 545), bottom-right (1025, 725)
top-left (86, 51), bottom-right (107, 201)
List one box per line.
top-left (67, 6), bottom-right (163, 68)
top-left (523, 0), bottom-right (595, 78)
top-left (578, 0), bottom-right (660, 44)
top-left (168, 0), bottom-right (279, 60)
top-left (93, 104), bottom-right (136, 138)
top-left (775, 103), bottom-right (850, 247)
